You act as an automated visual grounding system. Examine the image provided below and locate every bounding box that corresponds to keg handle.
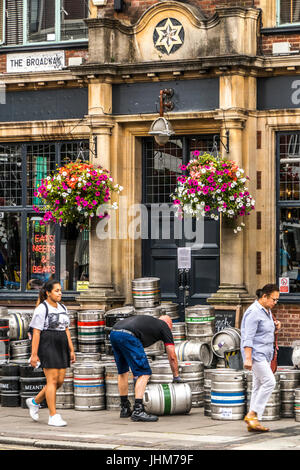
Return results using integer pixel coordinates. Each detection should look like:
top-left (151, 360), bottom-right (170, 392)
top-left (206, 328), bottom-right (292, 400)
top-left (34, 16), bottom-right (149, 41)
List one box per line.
top-left (144, 392), bottom-right (149, 403)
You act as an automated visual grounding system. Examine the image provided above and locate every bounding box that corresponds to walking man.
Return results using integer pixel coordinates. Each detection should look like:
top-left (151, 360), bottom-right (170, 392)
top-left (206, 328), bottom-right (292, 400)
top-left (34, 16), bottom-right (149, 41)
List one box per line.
top-left (109, 314), bottom-right (180, 422)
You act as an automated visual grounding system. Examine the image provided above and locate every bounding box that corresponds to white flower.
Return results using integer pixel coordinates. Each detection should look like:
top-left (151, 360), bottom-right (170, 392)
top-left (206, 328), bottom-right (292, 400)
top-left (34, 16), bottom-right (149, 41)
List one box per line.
top-left (62, 192), bottom-right (68, 198)
top-left (201, 169), bottom-right (206, 174)
top-left (230, 196), bottom-right (234, 201)
top-left (67, 189), bottom-right (72, 194)
top-left (246, 203), bottom-right (250, 207)
top-left (236, 171), bottom-right (240, 177)
top-left (237, 226), bottom-right (242, 231)
top-left (218, 178), bottom-right (222, 183)
top-left (77, 207), bottom-right (82, 212)
top-left (234, 229), bottom-right (237, 234)
top-left (62, 171), bottom-right (68, 177)
top-left (216, 189), bottom-right (221, 193)
top-left (78, 183), bottom-right (82, 187)
top-left (112, 202), bottom-right (118, 209)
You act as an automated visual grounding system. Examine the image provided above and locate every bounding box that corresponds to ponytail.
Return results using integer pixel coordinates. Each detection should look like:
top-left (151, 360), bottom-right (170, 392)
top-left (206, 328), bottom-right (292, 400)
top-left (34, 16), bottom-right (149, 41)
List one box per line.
top-left (36, 279), bottom-right (61, 307)
top-left (256, 284), bottom-right (279, 299)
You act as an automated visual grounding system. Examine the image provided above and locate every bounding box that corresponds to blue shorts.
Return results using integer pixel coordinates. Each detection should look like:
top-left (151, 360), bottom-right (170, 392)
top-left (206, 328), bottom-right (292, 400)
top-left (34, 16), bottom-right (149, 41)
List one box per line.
top-left (109, 330), bottom-right (152, 377)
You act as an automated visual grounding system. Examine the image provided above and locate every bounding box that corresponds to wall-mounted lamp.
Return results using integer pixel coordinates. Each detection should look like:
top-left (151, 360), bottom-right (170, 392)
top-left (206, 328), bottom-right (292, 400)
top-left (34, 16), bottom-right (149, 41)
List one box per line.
top-left (149, 89), bottom-right (175, 146)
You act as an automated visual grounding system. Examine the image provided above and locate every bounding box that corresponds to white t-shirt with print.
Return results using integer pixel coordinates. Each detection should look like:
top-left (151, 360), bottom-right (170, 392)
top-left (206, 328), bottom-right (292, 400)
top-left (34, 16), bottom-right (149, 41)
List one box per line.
top-left (30, 301), bottom-right (70, 332)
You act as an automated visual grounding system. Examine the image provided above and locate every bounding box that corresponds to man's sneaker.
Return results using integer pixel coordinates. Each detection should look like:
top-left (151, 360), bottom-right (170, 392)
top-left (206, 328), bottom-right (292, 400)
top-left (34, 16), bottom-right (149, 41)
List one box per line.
top-left (26, 397), bottom-right (40, 422)
top-left (48, 414), bottom-right (67, 427)
top-left (131, 404), bottom-right (158, 422)
top-left (120, 400), bottom-right (132, 418)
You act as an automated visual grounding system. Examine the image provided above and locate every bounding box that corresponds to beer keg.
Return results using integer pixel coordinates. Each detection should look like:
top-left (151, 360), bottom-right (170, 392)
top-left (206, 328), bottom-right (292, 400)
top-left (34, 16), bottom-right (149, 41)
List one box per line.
top-left (179, 361), bottom-right (204, 408)
top-left (175, 340), bottom-right (213, 367)
top-left (1, 363), bottom-right (20, 407)
top-left (211, 328), bottom-right (241, 358)
top-left (77, 310), bottom-right (105, 354)
top-left (277, 368), bottom-right (300, 418)
top-left (204, 368), bottom-right (228, 417)
top-left (295, 388), bottom-right (300, 422)
top-left (211, 369), bottom-right (246, 420)
top-left (132, 278), bottom-right (160, 308)
top-left (19, 365), bottom-right (47, 408)
top-left (68, 311), bottom-right (78, 352)
top-left (74, 352), bottom-right (101, 363)
top-left (4, 312), bottom-right (30, 341)
top-left (145, 341), bottom-right (165, 358)
top-left (149, 362), bottom-right (173, 384)
top-left (185, 305), bottom-right (215, 342)
top-left (105, 306), bottom-right (135, 355)
top-left (246, 371), bottom-right (281, 421)
top-left (73, 362), bottom-right (105, 411)
top-left (0, 318), bottom-right (9, 364)
top-left (172, 322), bottom-right (186, 344)
top-left (134, 306), bottom-right (162, 318)
top-left (56, 367), bottom-right (74, 409)
top-left (105, 364), bottom-right (134, 411)
top-left (143, 383), bottom-right (192, 415)
top-left (10, 339), bottom-right (31, 363)
top-left (160, 302), bottom-right (180, 322)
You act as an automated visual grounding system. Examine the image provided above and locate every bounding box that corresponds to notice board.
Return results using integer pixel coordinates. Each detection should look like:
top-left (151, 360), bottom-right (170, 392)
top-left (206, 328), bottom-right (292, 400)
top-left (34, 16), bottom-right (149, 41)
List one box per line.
top-left (213, 306), bottom-right (241, 332)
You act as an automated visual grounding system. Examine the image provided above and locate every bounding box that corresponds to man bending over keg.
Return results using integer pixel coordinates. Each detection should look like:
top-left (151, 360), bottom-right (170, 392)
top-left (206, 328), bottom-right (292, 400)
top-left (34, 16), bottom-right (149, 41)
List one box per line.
top-left (109, 314), bottom-right (181, 422)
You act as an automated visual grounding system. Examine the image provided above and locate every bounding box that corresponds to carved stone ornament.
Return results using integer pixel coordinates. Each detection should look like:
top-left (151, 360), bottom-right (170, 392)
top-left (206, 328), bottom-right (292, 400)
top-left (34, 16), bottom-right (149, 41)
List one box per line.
top-left (153, 17), bottom-right (184, 55)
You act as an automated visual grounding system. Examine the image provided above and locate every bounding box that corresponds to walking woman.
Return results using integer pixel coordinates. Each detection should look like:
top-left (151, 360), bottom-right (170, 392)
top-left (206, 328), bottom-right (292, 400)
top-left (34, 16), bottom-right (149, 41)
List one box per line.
top-left (26, 279), bottom-right (76, 426)
top-left (241, 284), bottom-right (281, 432)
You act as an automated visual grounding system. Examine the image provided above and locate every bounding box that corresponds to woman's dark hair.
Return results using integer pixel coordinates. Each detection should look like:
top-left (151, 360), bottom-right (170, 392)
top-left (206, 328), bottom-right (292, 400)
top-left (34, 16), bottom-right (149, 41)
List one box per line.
top-left (36, 279), bottom-right (61, 306)
top-left (256, 284), bottom-right (279, 299)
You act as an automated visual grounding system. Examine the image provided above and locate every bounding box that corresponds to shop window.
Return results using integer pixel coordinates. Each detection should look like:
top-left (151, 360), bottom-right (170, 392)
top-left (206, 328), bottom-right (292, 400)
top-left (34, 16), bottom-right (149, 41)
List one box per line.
top-left (278, 132), bottom-right (300, 294)
top-left (0, 213), bottom-right (21, 291)
top-left (3, 0), bottom-right (88, 47)
top-left (278, 0), bottom-right (300, 25)
top-left (0, 141), bottom-right (89, 295)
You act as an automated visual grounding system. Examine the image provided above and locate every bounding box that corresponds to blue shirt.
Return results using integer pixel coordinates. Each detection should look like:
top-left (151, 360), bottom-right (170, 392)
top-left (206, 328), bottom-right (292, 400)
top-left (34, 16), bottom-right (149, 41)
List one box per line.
top-left (241, 300), bottom-right (275, 362)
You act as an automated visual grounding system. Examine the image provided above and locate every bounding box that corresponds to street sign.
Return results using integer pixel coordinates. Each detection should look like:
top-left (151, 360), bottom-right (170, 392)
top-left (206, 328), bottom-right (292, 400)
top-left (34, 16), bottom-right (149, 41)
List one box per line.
top-left (177, 247), bottom-right (191, 269)
top-left (279, 277), bottom-right (289, 293)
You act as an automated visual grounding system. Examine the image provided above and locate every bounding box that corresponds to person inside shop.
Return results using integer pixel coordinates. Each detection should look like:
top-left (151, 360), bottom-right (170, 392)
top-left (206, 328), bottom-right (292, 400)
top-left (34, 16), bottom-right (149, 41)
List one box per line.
top-left (27, 279), bottom-right (76, 427)
top-left (110, 314), bottom-right (181, 422)
top-left (241, 284), bottom-right (281, 432)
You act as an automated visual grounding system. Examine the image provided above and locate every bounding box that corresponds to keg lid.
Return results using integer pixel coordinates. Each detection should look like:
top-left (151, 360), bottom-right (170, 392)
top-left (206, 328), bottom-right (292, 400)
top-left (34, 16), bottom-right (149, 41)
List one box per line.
top-left (105, 306), bottom-right (135, 316)
top-left (132, 277), bottom-right (160, 283)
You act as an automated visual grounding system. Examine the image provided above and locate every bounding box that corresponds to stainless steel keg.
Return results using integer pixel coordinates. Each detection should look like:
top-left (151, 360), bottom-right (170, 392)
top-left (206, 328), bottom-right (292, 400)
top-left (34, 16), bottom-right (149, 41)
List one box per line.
top-left (175, 340), bottom-right (213, 367)
top-left (132, 278), bottom-right (160, 308)
top-left (134, 306), bottom-right (162, 318)
top-left (105, 364), bottom-right (134, 411)
top-left (246, 371), bottom-right (281, 421)
top-left (277, 367), bottom-right (300, 418)
top-left (185, 305), bottom-right (215, 342)
top-left (211, 369), bottom-right (246, 420)
top-left (73, 362), bottom-right (105, 411)
top-left (56, 367), bottom-right (74, 409)
top-left (211, 328), bottom-right (241, 358)
top-left (295, 388), bottom-right (300, 422)
top-left (160, 302), bottom-right (180, 322)
top-left (172, 322), bottom-right (186, 344)
top-left (77, 310), bottom-right (105, 354)
top-left (143, 383), bottom-right (192, 415)
top-left (179, 361), bottom-right (204, 408)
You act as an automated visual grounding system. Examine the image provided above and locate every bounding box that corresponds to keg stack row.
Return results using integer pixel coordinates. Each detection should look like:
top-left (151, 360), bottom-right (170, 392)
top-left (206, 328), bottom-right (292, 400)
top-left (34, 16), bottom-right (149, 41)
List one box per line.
top-left (203, 367), bottom-right (300, 422)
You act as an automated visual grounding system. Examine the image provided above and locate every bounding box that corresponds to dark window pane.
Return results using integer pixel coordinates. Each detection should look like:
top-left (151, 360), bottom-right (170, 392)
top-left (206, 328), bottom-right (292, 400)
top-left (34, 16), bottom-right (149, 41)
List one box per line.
top-left (0, 144), bottom-right (22, 207)
top-left (27, 215), bottom-right (56, 288)
top-left (280, 0), bottom-right (300, 24)
top-left (61, 0), bottom-right (88, 41)
top-left (28, 0), bottom-right (55, 43)
top-left (280, 207), bottom-right (300, 293)
top-left (279, 134), bottom-right (300, 201)
top-left (26, 143), bottom-right (56, 206)
top-left (0, 213), bottom-right (21, 291)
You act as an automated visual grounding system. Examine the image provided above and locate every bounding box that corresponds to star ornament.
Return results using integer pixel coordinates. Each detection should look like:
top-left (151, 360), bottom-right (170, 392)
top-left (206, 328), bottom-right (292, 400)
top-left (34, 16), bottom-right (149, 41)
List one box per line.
top-left (154, 18), bottom-right (184, 55)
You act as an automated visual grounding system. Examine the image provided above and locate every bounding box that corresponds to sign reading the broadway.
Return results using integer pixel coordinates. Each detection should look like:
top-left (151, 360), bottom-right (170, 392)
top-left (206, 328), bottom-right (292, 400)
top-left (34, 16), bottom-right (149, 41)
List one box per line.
top-left (7, 51), bottom-right (65, 73)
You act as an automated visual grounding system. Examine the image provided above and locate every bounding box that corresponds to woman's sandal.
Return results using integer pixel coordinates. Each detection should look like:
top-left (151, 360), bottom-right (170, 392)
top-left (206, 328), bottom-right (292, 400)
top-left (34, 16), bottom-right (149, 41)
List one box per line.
top-left (244, 415), bottom-right (270, 432)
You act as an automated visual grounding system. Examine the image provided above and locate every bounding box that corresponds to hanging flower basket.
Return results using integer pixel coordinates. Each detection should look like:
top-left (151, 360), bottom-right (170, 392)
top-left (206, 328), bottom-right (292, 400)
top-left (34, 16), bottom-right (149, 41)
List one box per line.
top-left (170, 152), bottom-right (255, 233)
top-left (33, 161), bottom-right (123, 230)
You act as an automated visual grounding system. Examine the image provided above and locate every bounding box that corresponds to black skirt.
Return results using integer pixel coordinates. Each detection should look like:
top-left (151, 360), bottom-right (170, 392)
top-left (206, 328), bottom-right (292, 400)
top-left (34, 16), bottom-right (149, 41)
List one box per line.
top-left (38, 330), bottom-right (70, 369)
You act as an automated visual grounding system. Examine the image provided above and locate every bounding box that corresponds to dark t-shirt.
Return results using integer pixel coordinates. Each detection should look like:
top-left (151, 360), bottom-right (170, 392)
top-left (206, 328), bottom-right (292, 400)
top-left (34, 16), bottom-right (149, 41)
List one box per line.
top-left (113, 315), bottom-right (174, 348)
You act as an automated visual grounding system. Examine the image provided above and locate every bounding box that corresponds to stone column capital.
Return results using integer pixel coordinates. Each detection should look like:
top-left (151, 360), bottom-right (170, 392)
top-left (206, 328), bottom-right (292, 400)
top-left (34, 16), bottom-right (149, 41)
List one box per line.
top-left (214, 108), bottom-right (248, 130)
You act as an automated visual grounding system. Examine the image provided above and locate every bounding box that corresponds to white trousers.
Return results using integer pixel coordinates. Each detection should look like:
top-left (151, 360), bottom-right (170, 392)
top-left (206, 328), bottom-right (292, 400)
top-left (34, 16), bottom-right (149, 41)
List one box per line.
top-left (249, 360), bottom-right (276, 420)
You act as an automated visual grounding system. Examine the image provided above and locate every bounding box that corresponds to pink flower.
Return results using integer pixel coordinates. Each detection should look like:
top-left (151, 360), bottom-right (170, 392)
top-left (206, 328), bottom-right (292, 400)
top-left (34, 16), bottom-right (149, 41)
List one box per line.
top-left (207, 176), bottom-right (214, 183)
top-left (193, 150), bottom-right (200, 157)
top-left (173, 200), bottom-right (181, 205)
top-left (180, 165), bottom-right (187, 171)
top-left (92, 200), bottom-right (97, 205)
top-left (204, 205), bottom-right (211, 212)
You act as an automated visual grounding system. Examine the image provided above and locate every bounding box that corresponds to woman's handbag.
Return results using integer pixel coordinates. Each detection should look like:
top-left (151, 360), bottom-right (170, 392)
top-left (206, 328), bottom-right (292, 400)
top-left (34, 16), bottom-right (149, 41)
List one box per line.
top-left (271, 313), bottom-right (279, 374)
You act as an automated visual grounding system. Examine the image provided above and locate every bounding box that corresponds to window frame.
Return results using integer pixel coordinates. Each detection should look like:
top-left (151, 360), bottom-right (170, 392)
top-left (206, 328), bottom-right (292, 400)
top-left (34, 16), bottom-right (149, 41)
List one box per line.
top-left (277, 0), bottom-right (300, 27)
top-left (0, 139), bottom-right (89, 299)
top-left (276, 131), bottom-right (300, 301)
top-left (1, 0), bottom-right (88, 49)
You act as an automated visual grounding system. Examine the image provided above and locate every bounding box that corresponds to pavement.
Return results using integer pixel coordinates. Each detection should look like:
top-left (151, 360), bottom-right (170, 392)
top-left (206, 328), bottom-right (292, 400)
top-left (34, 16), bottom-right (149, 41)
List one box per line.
top-left (0, 405), bottom-right (299, 453)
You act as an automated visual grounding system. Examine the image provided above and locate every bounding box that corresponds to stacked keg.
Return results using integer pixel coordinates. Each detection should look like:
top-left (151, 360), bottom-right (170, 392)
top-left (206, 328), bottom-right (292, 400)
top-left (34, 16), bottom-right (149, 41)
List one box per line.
top-left (211, 327), bottom-right (241, 359)
top-left (0, 363), bottom-right (20, 407)
top-left (73, 362), bottom-right (105, 411)
top-left (5, 312), bottom-right (30, 341)
top-left (145, 341), bottom-right (165, 358)
top-left (68, 310), bottom-right (78, 352)
top-left (172, 322), bottom-right (186, 344)
top-left (185, 305), bottom-right (215, 343)
top-left (160, 302), bottom-right (180, 323)
top-left (134, 305), bottom-right (162, 318)
top-left (19, 365), bottom-right (47, 408)
top-left (77, 310), bottom-right (105, 354)
top-left (179, 361), bottom-right (204, 408)
top-left (175, 340), bottom-right (213, 367)
top-left (105, 364), bottom-right (134, 411)
top-left (9, 339), bottom-right (31, 363)
top-left (75, 352), bottom-right (101, 363)
top-left (277, 367), bottom-right (300, 418)
top-left (56, 367), bottom-right (74, 409)
top-left (295, 388), bottom-right (300, 422)
top-left (0, 318), bottom-right (9, 364)
top-left (132, 277), bottom-right (160, 308)
top-left (104, 306), bottom-right (135, 355)
top-left (211, 369), bottom-right (246, 420)
top-left (245, 371), bottom-right (281, 421)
